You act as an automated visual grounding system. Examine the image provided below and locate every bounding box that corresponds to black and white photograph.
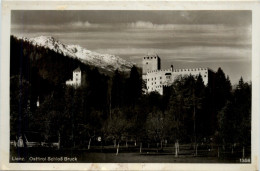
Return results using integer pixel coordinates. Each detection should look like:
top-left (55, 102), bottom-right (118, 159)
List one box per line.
top-left (1, 1), bottom-right (260, 170)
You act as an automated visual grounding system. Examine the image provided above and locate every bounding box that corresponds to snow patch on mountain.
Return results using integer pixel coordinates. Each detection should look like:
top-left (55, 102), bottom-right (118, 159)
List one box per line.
top-left (17, 36), bottom-right (134, 71)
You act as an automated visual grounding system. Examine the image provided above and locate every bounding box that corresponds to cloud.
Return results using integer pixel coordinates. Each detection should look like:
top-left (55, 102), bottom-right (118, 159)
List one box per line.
top-left (12, 21), bottom-right (104, 33)
top-left (94, 46), bottom-right (251, 62)
top-left (126, 21), bottom-right (251, 35)
top-left (71, 21), bottom-right (92, 28)
top-left (127, 21), bottom-right (176, 30)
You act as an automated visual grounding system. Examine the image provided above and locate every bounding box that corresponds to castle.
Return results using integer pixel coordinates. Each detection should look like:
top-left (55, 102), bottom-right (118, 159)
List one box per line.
top-left (142, 54), bottom-right (213, 95)
top-left (66, 67), bottom-right (81, 88)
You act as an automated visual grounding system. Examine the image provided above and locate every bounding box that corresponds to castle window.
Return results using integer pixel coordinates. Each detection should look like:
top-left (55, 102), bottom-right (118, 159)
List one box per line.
top-left (160, 77), bottom-right (162, 79)
top-left (188, 69), bottom-right (189, 71)
top-left (152, 83), bottom-right (153, 85)
top-left (155, 57), bottom-right (156, 59)
top-left (148, 79), bottom-right (149, 81)
top-left (204, 75), bottom-right (206, 77)
top-left (155, 82), bottom-right (156, 84)
top-left (151, 57), bottom-right (153, 59)
top-left (155, 77), bottom-right (156, 80)
top-left (147, 57), bottom-right (149, 59)
top-left (144, 57), bottom-right (146, 59)
top-left (146, 62), bottom-right (148, 64)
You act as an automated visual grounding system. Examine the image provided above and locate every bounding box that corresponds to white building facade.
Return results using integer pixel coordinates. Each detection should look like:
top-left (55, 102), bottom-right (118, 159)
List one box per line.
top-left (66, 67), bottom-right (81, 88)
top-left (142, 55), bottom-right (212, 95)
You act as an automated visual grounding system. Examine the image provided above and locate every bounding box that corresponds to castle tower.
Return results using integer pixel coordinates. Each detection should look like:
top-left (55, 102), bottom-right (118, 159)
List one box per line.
top-left (66, 67), bottom-right (81, 88)
top-left (142, 54), bottom-right (161, 74)
top-left (72, 67), bottom-right (81, 87)
top-left (142, 54), bottom-right (161, 81)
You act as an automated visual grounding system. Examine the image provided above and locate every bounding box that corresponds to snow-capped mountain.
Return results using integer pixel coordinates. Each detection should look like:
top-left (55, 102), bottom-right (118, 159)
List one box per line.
top-left (17, 36), bottom-right (134, 72)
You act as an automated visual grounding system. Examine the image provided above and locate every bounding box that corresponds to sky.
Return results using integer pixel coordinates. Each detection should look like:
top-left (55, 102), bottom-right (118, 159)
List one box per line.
top-left (11, 10), bottom-right (252, 84)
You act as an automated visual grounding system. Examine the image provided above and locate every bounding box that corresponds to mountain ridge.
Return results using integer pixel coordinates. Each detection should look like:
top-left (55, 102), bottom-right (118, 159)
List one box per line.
top-left (16, 35), bottom-right (134, 72)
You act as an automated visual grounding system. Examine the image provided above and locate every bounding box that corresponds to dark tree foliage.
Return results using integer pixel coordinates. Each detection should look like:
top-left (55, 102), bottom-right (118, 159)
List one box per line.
top-left (235, 79), bottom-right (251, 147)
top-left (207, 68), bottom-right (232, 136)
top-left (111, 70), bottom-right (125, 108)
top-left (214, 68), bottom-right (232, 112)
top-left (194, 75), bottom-right (208, 139)
top-left (146, 110), bottom-right (171, 150)
top-left (217, 77), bottom-right (251, 147)
top-left (10, 76), bottom-right (32, 139)
top-left (102, 108), bottom-right (130, 147)
top-left (167, 75), bottom-right (206, 143)
top-left (126, 65), bottom-right (142, 107)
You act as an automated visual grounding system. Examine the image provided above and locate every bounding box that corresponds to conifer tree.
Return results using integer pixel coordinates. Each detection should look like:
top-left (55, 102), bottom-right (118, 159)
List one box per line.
top-left (127, 66), bottom-right (142, 107)
top-left (111, 69), bottom-right (124, 108)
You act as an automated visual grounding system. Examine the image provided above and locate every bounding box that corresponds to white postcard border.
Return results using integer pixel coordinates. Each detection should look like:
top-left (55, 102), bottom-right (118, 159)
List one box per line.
top-left (1, 1), bottom-right (259, 170)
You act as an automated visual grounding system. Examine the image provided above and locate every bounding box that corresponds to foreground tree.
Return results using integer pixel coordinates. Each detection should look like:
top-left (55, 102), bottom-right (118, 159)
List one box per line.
top-left (111, 69), bottom-right (125, 108)
top-left (168, 75), bottom-right (206, 144)
top-left (103, 109), bottom-right (130, 155)
top-left (10, 76), bottom-right (32, 139)
top-left (126, 66), bottom-right (142, 107)
top-left (146, 110), bottom-right (171, 152)
top-left (215, 68), bottom-right (232, 112)
top-left (217, 77), bottom-right (251, 153)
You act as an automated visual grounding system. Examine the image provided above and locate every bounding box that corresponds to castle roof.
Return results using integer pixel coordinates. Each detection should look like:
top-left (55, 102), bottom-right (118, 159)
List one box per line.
top-left (146, 67), bottom-right (212, 74)
top-left (74, 67), bottom-right (81, 72)
top-left (145, 53), bottom-right (160, 58)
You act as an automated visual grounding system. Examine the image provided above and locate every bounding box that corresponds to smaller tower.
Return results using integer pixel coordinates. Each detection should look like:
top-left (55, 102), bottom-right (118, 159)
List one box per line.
top-left (65, 67), bottom-right (81, 88)
top-left (73, 67), bottom-right (81, 87)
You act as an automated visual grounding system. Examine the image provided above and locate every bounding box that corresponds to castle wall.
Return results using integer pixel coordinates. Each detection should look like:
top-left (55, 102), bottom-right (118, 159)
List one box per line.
top-left (146, 68), bottom-right (173, 94)
top-left (145, 67), bottom-right (209, 95)
top-left (172, 68), bottom-right (209, 85)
